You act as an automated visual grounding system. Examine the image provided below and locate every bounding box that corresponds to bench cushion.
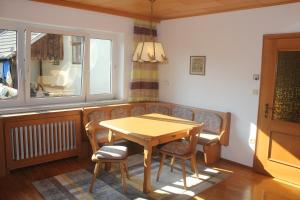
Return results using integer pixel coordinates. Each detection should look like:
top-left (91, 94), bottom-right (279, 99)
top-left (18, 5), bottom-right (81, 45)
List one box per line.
top-left (198, 132), bottom-right (220, 144)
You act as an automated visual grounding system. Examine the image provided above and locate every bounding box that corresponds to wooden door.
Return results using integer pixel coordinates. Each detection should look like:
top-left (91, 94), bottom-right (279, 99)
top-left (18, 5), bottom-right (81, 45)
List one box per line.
top-left (254, 33), bottom-right (300, 185)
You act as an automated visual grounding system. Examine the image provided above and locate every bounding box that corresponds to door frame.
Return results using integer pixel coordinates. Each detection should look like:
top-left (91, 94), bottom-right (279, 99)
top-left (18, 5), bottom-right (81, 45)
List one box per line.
top-left (253, 32), bottom-right (300, 174)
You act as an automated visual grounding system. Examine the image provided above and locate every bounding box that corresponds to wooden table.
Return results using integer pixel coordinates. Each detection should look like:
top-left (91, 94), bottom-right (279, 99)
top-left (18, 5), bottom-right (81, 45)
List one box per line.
top-left (100, 113), bottom-right (202, 193)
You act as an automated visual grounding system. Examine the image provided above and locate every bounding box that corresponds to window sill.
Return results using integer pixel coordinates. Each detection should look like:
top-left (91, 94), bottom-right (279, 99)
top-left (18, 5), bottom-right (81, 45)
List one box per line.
top-left (0, 99), bottom-right (127, 116)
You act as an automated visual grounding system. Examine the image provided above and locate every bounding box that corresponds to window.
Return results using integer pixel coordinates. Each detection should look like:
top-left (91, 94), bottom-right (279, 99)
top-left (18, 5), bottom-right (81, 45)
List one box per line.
top-left (0, 20), bottom-right (122, 111)
top-left (30, 32), bottom-right (84, 98)
top-left (89, 38), bottom-right (112, 95)
top-left (0, 29), bottom-right (18, 100)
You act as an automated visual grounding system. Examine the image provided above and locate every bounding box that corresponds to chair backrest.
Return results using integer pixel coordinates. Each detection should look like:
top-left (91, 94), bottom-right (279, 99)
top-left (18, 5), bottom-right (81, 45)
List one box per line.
top-left (187, 124), bottom-right (203, 154)
top-left (85, 120), bottom-right (101, 154)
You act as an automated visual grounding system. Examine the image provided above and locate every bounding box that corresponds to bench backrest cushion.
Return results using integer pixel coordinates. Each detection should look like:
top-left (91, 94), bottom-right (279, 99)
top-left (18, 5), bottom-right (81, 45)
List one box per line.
top-left (130, 106), bottom-right (146, 116)
top-left (171, 106), bottom-right (194, 121)
top-left (194, 111), bottom-right (222, 135)
top-left (88, 110), bottom-right (107, 122)
top-left (111, 107), bottom-right (129, 119)
top-left (146, 104), bottom-right (170, 115)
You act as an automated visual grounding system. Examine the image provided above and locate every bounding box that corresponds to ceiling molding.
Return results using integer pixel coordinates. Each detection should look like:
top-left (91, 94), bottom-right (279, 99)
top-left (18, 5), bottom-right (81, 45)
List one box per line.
top-left (31, 0), bottom-right (300, 21)
top-left (157, 0), bottom-right (300, 20)
top-left (32, 0), bottom-right (161, 22)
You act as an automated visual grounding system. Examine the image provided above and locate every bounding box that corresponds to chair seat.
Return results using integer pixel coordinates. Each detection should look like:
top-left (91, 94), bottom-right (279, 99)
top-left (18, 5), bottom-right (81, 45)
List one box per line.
top-left (160, 141), bottom-right (190, 156)
top-left (92, 145), bottom-right (128, 161)
top-left (198, 132), bottom-right (220, 144)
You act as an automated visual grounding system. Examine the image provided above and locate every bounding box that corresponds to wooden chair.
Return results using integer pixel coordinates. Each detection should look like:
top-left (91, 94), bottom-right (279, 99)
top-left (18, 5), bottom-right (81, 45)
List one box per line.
top-left (156, 125), bottom-right (203, 189)
top-left (85, 121), bottom-right (129, 193)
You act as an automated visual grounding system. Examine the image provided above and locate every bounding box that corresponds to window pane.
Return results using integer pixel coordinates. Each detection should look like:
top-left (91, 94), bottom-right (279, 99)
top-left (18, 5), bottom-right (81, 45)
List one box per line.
top-left (273, 51), bottom-right (300, 123)
top-left (0, 29), bottom-right (18, 100)
top-left (90, 39), bottom-right (112, 95)
top-left (30, 32), bottom-right (84, 98)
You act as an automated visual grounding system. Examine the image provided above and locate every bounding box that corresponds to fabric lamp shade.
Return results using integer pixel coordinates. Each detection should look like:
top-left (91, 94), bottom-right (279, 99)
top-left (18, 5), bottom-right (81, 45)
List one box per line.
top-left (132, 41), bottom-right (167, 63)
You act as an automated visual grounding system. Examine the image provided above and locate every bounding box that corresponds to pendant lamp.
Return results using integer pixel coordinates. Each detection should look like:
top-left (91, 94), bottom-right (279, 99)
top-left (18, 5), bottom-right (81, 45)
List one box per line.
top-left (132, 0), bottom-right (167, 63)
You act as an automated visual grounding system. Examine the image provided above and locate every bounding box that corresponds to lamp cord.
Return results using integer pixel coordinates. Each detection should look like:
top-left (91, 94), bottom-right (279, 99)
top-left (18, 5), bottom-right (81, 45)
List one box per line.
top-left (150, 0), bottom-right (156, 59)
top-left (150, 0), bottom-right (155, 42)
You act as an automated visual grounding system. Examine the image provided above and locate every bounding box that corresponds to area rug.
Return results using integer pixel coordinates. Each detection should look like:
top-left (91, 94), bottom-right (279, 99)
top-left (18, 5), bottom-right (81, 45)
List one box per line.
top-left (33, 154), bottom-right (230, 200)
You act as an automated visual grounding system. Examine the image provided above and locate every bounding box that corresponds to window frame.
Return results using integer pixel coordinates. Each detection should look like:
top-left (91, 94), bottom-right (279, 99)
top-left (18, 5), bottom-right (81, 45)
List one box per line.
top-left (0, 19), bottom-right (122, 110)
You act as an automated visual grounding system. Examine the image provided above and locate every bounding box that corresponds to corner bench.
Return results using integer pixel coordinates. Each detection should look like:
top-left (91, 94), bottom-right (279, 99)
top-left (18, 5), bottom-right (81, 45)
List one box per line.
top-left (82, 102), bottom-right (231, 165)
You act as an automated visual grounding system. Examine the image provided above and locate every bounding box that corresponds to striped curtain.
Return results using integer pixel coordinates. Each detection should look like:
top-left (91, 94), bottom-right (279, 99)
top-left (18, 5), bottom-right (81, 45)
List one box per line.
top-left (129, 20), bottom-right (159, 102)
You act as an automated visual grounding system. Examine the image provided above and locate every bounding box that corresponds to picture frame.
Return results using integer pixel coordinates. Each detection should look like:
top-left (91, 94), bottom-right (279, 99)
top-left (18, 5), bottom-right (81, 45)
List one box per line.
top-left (190, 56), bottom-right (206, 75)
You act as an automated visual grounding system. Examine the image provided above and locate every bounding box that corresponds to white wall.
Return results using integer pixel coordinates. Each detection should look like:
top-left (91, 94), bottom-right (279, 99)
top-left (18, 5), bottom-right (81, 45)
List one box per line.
top-left (158, 3), bottom-right (300, 166)
top-left (0, 0), bottom-right (134, 100)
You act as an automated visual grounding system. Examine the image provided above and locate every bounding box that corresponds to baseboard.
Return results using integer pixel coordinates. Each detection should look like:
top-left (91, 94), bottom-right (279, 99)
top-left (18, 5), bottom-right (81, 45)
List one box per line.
top-left (220, 157), bottom-right (254, 170)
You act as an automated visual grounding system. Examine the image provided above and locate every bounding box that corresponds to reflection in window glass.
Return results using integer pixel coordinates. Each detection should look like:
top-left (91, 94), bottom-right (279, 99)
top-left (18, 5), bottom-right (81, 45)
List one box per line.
top-left (0, 29), bottom-right (18, 100)
top-left (30, 32), bottom-right (84, 98)
top-left (90, 39), bottom-right (112, 95)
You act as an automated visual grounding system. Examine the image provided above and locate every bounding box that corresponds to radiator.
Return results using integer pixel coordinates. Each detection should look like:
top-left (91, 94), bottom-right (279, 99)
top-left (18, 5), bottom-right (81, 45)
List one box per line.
top-left (10, 121), bottom-right (77, 161)
top-left (4, 111), bottom-right (81, 170)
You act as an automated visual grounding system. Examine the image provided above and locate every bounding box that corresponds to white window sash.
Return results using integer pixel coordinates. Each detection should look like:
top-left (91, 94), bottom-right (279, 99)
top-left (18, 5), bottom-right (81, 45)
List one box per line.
top-left (25, 27), bottom-right (87, 106)
top-left (85, 32), bottom-right (119, 102)
top-left (0, 21), bottom-right (26, 109)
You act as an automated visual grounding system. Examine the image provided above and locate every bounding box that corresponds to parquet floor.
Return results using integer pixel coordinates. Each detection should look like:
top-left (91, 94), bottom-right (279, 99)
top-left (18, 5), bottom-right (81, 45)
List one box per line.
top-left (0, 146), bottom-right (299, 200)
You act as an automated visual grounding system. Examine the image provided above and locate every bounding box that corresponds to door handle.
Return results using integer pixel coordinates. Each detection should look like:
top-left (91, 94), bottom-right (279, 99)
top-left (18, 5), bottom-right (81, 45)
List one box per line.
top-left (264, 103), bottom-right (274, 118)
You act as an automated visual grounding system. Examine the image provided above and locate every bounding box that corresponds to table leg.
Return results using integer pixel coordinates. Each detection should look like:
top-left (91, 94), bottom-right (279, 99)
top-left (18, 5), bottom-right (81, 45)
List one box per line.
top-left (143, 145), bottom-right (153, 193)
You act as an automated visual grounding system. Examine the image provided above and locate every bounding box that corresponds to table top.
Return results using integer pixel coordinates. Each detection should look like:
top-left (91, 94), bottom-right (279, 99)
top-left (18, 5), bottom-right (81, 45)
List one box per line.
top-left (100, 113), bottom-right (201, 139)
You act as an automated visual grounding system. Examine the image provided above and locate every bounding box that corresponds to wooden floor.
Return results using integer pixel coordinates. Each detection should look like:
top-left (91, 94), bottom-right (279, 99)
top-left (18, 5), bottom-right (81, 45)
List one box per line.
top-left (0, 152), bottom-right (299, 200)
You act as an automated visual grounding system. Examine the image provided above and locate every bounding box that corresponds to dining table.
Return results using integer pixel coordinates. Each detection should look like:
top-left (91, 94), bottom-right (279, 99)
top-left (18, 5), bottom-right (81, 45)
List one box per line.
top-left (99, 113), bottom-right (202, 193)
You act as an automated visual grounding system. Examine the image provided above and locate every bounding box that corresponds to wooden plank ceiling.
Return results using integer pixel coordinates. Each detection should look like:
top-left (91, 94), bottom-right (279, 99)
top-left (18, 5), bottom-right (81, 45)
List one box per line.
top-left (33, 0), bottom-right (300, 21)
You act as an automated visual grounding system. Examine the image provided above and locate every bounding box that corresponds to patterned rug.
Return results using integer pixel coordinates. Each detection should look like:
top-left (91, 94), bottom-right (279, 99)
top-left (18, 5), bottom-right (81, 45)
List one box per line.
top-left (33, 154), bottom-right (230, 200)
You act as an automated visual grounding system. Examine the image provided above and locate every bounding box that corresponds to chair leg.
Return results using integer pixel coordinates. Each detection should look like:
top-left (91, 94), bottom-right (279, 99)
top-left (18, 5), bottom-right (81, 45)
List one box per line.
top-left (104, 163), bottom-right (112, 171)
top-left (120, 162), bottom-right (127, 192)
top-left (123, 161), bottom-right (130, 179)
top-left (191, 155), bottom-right (199, 178)
top-left (170, 156), bottom-right (175, 172)
top-left (180, 159), bottom-right (187, 189)
top-left (156, 153), bottom-right (166, 182)
top-left (89, 162), bottom-right (101, 193)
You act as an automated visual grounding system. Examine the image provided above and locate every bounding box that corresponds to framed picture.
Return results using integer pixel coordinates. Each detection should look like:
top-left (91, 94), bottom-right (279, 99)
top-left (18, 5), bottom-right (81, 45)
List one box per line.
top-left (190, 56), bottom-right (206, 75)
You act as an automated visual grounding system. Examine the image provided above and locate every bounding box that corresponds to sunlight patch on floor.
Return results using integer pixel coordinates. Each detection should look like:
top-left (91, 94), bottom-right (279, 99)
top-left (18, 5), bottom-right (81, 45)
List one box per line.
top-left (273, 178), bottom-right (300, 189)
top-left (173, 176), bottom-right (205, 187)
top-left (204, 168), bottom-right (220, 174)
top-left (192, 196), bottom-right (206, 200)
top-left (160, 185), bottom-right (196, 196)
top-left (212, 167), bottom-right (233, 173)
